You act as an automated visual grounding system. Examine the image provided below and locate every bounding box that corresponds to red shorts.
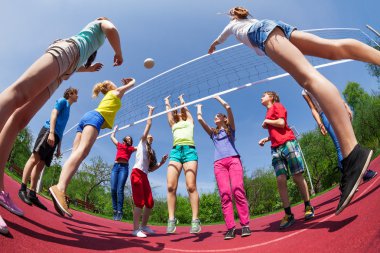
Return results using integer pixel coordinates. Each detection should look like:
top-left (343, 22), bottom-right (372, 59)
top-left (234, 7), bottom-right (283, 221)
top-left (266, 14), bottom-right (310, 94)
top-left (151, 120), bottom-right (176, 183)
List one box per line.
top-left (131, 168), bottom-right (154, 209)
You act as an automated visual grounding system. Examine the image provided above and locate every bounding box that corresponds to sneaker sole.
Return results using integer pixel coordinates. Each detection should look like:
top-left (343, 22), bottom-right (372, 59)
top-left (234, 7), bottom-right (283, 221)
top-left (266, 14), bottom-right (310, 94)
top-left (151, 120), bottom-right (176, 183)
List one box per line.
top-left (241, 233), bottom-right (251, 237)
top-left (49, 187), bottom-right (72, 217)
top-left (335, 150), bottom-right (373, 215)
top-left (190, 227), bottom-right (201, 234)
top-left (166, 227), bottom-right (176, 234)
top-left (0, 201), bottom-right (24, 217)
top-left (50, 193), bottom-right (65, 217)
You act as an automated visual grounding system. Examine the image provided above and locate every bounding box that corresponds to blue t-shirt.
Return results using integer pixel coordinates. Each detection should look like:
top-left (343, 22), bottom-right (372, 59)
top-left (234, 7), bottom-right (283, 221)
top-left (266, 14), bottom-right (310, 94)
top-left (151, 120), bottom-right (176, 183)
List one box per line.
top-left (44, 98), bottom-right (71, 141)
top-left (211, 128), bottom-right (239, 162)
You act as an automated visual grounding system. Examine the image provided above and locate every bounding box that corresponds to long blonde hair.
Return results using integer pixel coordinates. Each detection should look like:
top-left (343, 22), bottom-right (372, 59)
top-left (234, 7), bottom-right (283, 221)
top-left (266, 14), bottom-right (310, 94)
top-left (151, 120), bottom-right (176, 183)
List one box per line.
top-left (92, 80), bottom-right (116, 98)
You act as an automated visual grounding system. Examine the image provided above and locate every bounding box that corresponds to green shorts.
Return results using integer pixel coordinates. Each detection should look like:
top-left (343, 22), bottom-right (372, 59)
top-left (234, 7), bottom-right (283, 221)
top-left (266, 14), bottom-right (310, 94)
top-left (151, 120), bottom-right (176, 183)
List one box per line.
top-left (169, 145), bottom-right (198, 164)
top-left (271, 139), bottom-right (304, 178)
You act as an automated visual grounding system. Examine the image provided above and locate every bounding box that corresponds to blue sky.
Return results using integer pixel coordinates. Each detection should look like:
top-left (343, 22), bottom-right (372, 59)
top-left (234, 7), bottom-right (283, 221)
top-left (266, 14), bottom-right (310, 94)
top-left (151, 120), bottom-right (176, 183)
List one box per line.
top-left (1, 0), bottom-right (379, 197)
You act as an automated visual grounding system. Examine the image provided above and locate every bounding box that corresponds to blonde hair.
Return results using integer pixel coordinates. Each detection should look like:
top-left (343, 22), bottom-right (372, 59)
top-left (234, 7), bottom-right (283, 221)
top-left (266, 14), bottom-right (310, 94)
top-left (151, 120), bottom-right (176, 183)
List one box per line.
top-left (92, 80), bottom-right (116, 98)
top-left (264, 91), bottom-right (280, 103)
top-left (229, 6), bottom-right (251, 19)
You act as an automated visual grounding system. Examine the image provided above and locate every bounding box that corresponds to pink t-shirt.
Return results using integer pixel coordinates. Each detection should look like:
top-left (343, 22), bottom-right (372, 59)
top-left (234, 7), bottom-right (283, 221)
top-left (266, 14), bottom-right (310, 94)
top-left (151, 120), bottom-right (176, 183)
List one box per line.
top-left (265, 103), bottom-right (296, 148)
top-left (115, 143), bottom-right (135, 162)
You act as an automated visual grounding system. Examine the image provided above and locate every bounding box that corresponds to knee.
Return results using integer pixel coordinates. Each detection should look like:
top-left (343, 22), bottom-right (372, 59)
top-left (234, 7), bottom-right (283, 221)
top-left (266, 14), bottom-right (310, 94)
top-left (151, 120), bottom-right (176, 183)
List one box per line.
top-left (220, 192), bottom-right (232, 204)
top-left (167, 185), bottom-right (177, 193)
top-left (186, 184), bottom-right (197, 194)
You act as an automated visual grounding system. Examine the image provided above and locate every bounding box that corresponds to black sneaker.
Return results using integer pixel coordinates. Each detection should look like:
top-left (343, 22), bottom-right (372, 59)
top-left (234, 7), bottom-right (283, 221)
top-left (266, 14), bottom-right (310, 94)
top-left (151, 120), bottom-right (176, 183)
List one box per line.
top-left (241, 226), bottom-right (251, 237)
top-left (363, 170), bottom-right (377, 182)
top-left (336, 144), bottom-right (373, 215)
top-left (224, 228), bottom-right (235, 240)
top-left (18, 190), bottom-right (32, 205)
top-left (28, 195), bottom-right (47, 210)
top-left (279, 213), bottom-right (295, 229)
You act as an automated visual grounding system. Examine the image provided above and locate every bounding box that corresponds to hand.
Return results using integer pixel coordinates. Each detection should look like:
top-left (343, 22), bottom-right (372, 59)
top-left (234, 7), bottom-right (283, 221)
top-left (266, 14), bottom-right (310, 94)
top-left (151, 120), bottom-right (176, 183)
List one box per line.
top-left (208, 44), bottom-right (216, 54)
top-left (88, 62), bottom-right (103, 72)
top-left (164, 95), bottom-right (171, 102)
top-left (319, 123), bottom-right (327, 136)
top-left (262, 120), bottom-right (268, 129)
top-left (113, 53), bottom-right (123, 66)
top-left (258, 138), bottom-right (267, 146)
top-left (147, 105), bottom-right (155, 111)
top-left (213, 95), bottom-right (221, 100)
top-left (178, 94), bottom-right (184, 100)
top-left (47, 133), bottom-right (55, 147)
top-left (55, 149), bottom-right (61, 158)
top-left (195, 104), bottom-right (202, 109)
top-left (113, 125), bottom-right (119, 133)
top-left (161, 154), bottom-right (169, 164)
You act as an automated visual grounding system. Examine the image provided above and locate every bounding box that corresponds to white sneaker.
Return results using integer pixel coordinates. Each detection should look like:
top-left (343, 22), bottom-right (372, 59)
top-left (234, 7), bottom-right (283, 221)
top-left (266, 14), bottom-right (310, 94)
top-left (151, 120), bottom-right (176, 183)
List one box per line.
top-left (140, 225), bottom-right (155, 234)
top-left (132, 229), bottom-right (147, 238)
top-left (0, 215), bottom-right (9, 235)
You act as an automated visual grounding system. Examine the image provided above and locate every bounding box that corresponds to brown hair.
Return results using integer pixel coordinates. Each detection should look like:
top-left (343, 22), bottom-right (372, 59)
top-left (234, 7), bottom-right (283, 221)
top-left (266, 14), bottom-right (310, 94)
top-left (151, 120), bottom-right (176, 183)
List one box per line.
top-left (211, 113), bottom-right (232, 138)
top-left (92, 80), bottom-right (116, 98)
top-left (172, 106), bottom-right (188, 123)
top-left (63, 87), bottom-right (78, 99)
top-left (264, 91), bottom-right (280, 103)
top-left (123, 136), bottom-right (133, 146)
top-left (229, 6), bottom-right (251, 19)
top-left (147, 142), bottom-right (157, 169)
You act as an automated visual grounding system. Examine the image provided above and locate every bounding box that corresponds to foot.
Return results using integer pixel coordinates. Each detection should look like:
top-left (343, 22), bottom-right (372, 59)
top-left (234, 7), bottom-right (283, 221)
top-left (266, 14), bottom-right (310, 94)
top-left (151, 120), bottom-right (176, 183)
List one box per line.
top-left (132, 229), bottom-right (147, 238)
top-left (336, 145), bottom-right (373, 215)
top-left (0, 215), bottom-right (9, 235)
top-left (304, 205), bottom-right (315, 220)
top-left (166, 218), bottom-right (178, 234)
top-left (0, 191), bottom-right (24, 216)
top-left (18, 190), bottom-right (32, 205)
top-left (115, 211), bottom-right (123, 221)
top-left (241, 226), bottom-right (251, 237)
top-left (190, 219), bottom-right (201, 234)
top-left (51, 195), bottom-right (65, 217)
top-left (113, 210), bottom-right (117, 220)
top-left (363, 169), bottom-right (377, 182)
top-left (49, 185), bottom-right (72, 217)
top-left (28, 194), bottom-right (48, 211)
top-left (140, 225), bottom-right (155, 234)
top-left (279, 214), bottom-right (295, 229)
top-left (224, 228), bottom-right (236, 240)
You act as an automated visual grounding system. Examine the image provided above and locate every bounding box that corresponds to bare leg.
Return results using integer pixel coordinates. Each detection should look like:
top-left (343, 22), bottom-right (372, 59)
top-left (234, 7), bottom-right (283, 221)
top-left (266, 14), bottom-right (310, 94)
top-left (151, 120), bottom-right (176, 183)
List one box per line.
top-left (183, 161), bottom-right (199, 220)
top-left (167, 161), bottom-right (182, 220)
top-left (141, 207), bottom-right (152, 227)
top-left (292, 173), bottom-right (310, 202)
top-left (291, 30), bottom-right (380, 64)
top-left (265, 28), bottom-right (356, 157)
top-left (276, 174), bottom-right (290, 208)
top-left (29, 161), bottom-right (46, 191)
top-left (133, 206), bottom-right (143, 230)
top-left (57, 126), bottom-right (98, 192)
top-left (21, 153), bottom-right (41, 185)
top-left (0, 54), bottom-right (59, 133)
top-left (0, 89), bottom-right (50, 191)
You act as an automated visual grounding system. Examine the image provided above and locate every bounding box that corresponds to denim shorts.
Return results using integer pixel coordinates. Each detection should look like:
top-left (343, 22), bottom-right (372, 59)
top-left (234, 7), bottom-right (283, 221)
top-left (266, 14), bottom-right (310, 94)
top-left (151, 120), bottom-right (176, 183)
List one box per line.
top-left (248, 19), bottom-right (297, 54)
top-left (76, 110), bottom-right (105, 133)
top-left (271, 139), bottom-right (304, 178)
top-left (169, 145), bottom-right (198, 163)
top-left (46, 39), bottom-right (80, 96)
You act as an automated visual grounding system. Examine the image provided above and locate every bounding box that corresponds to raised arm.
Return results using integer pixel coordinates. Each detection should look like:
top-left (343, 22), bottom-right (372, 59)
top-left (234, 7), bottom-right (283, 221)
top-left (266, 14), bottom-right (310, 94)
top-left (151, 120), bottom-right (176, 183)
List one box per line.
top-left (214, 95), bottom-right (235, 130)
top-left (302, 92), bottom-right (327, 135)
top-left (110, 125), bottom-right (119, 146)
top-left (208, 24), bottom-right (232, 54)
top-left (178, 94), bottom-right (193, 123)
top-left (100, 19), bottom-right (123, 66)
top-left (196, 104), bottom-right (213, 136)
top-left (148, 154), bottom-right (169, 173)
top-left (164, 95), bottom-right (175, 127)
top-left (76, 62), bottom-right (104, 73)
top-left (115, 78), bottom-right (135, 98)
top-left (141, 105), bottom-right (155, 141)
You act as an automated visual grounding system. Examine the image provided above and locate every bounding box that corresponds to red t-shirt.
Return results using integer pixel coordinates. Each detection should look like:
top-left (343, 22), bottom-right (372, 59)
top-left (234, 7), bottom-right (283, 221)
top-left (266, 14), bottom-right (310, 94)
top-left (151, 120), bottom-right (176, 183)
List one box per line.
top-left (115, 143), bottom-right (135, 162)
top-left (265, 102), bottom-right (295, 148)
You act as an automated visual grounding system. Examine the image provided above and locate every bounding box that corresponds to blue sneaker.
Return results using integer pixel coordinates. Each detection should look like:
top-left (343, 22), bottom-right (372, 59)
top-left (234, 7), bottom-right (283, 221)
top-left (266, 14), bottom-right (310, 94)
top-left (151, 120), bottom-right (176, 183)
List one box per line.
top-left (115, 211), bottom-right (123, 221)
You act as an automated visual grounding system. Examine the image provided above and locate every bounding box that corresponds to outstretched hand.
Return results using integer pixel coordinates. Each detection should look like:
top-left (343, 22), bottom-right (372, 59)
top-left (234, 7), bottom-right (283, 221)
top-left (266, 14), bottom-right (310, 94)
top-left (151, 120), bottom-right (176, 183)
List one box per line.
top-left (147, 105), bottom-right (155, 111)
top-left (88, 62), bottom-right (103, 72)
top-left (113, 125), bottom-right (119, 133)
top-left (113, 53), bottom-right (123, 66)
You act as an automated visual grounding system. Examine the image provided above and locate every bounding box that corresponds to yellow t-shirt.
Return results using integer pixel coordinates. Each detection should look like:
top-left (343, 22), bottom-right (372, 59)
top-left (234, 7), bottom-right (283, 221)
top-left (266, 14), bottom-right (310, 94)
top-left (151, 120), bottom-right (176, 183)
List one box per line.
top-left (95, 91), bottom-right (121, 129)
top-left (172, 120), bottom-right (195, 146)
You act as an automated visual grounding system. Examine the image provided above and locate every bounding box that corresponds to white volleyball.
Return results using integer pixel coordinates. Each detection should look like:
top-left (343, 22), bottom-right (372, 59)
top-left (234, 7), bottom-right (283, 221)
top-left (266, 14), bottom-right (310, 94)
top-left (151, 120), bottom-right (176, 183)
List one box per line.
top-left (144, 58), bottom-right (155, 69)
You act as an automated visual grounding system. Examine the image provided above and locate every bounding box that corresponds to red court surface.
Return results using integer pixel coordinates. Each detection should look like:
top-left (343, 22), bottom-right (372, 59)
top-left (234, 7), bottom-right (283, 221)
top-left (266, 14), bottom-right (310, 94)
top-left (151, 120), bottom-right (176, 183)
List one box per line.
top-left (1, 156), bottom-right (380, 253)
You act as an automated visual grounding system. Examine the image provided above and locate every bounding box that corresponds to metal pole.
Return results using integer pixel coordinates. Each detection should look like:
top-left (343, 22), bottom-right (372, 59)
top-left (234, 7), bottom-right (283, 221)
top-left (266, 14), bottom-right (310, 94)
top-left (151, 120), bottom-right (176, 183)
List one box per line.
top-left (290, 126), bottom-right (315, 196)
top-left (366, 25), bottom-right (380, 38)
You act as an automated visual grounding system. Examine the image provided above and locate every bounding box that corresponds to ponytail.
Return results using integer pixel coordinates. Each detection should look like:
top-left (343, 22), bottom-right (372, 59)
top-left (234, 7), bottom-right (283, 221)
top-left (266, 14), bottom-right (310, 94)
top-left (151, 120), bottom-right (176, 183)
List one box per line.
top-left (92, 80), bottom-right (115, 98)
top-left (229, 6), bottom-right (251, 19)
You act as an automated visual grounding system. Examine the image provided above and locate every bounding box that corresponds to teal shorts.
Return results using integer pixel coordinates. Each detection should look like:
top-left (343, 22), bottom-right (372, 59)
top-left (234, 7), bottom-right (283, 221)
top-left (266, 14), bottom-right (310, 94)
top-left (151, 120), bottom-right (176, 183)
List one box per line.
top-left (271, 139), bottom-right (304, 178)
top-left (169, 145), bottom-right (198, 163)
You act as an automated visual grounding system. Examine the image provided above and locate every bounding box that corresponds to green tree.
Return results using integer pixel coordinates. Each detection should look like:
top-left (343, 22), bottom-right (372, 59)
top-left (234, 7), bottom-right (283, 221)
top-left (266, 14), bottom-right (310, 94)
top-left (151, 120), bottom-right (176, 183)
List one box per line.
top-left (342, 81), bottom-right (370, 110)
top-left (7, 127), bottom-right (33, 169)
